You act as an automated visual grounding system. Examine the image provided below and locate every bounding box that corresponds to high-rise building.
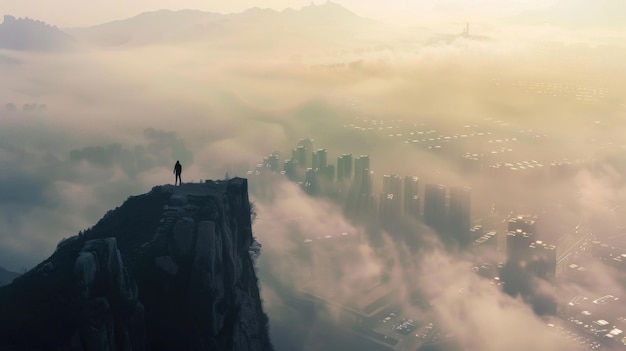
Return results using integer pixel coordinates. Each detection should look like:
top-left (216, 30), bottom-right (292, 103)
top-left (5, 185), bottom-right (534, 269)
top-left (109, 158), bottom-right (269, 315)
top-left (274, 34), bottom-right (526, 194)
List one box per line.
top-left (283, 159), bottom-right (298, 181)
top-left (424, 184), bottom-right (447, 234)
top-left (449, 186), bottom-right (472, 247)
top-left (292, 146), bottom-right (307, 168)
top-left (359, 169), bottom-right (373, 197)
top-left (506, 229), bottom-right (534, 261)
top-left (404, 176), bottom-right (419, 219)
top-left (337, 154), bottom-right (352, 183)
top-left (382, 174), bottom-right (402, 197)
top-left (380, 193), bottom-right (400, 228)
top-left (380, 174), bottom-right (402, 228)
top-left (291, 139), bottom-right (313, 169)
top-left (323, 164), bottom-right (335, 183)
top-left (264, 153), bottom-right (280, 172)
top-left (312, 149), bottom-right (328, 171)
top-left (354, 155), bottom-right (370, 185)
top-left (352, 169), bottom-right (375, 220)
top-left (304, 168), bottom-right (319, 195)
top-left (297, 138), bottom-right (314, 152)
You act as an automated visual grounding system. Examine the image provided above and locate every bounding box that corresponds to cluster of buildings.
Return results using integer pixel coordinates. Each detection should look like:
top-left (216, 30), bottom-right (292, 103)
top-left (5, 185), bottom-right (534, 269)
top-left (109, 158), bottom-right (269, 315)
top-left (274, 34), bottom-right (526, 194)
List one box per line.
top-left (255, 139), bottom-right (600, 272)
top-left (256, 139), bottom-right (478, 248)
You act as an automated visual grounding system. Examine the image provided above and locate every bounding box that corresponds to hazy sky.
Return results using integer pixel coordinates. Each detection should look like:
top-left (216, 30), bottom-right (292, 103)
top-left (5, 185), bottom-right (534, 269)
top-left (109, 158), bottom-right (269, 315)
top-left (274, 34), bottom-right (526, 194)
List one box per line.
top-left (1, 0), bottom-right (626, 348)
top-left (0, 0), bottom-right (554, 27)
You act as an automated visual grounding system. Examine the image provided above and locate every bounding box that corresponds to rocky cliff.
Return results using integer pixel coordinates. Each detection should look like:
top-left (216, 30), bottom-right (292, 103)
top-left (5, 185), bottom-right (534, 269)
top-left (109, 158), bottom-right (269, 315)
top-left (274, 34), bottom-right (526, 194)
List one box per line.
top-left (0, 178), bottom-right (273, 351)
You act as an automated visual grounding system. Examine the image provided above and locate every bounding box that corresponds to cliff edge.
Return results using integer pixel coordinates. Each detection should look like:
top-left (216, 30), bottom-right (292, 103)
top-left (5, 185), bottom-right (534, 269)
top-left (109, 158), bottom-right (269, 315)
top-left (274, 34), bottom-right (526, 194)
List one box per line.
top-left (0, 178), bottom-right (273, 351)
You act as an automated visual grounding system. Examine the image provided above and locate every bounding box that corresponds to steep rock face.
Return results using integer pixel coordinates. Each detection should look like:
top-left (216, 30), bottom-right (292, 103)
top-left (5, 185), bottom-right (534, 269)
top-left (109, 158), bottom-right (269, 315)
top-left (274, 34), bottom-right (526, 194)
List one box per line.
top-left (0, 178), bottom-right (273, 351)
top-left (72, 238), bottom-right (145, 351)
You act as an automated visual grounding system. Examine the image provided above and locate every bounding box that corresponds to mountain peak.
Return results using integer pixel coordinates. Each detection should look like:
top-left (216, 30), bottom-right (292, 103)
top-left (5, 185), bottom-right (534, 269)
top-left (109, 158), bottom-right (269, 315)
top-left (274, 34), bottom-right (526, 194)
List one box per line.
top-left (243, 7), bottom-right (279, 15)
top-left (299, 1), bottom-right (358, 16)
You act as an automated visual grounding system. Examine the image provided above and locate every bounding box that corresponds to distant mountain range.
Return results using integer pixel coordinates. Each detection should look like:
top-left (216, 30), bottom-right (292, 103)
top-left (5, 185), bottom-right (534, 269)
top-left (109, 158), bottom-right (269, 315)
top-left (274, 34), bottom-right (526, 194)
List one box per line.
top-left (0, 266), bottom-right (20, 287)
top-left (0, 2), bottom-right (372, 51)
top-left (1, 0), bottom-right (622, 52)
top-left (0, 15), bottom-right (75, 51)
top-left (65, 2), bottom-right (375, 48)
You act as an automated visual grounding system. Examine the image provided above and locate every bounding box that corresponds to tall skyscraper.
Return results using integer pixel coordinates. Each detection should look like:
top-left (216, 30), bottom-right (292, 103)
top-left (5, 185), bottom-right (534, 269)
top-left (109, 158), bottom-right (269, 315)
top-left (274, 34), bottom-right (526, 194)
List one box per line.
top-left (292, 146), bottom-right (307, 168)
top-left (323, 164), bottom-right (334, 183)
top-left (283, 159), bottom-right (298, 181)
top-left (354, 155), bottom-right (370, 185)
top-left (304, 168), bottom-right (319, 195)
top-left (351, 169), bottom-right (375, 220)
top-left (424, 184), bottom-right (447, 235)
top-left (380, 174), bottom-right (402, 228)
top-left (336, 154), bottom-right (353, 183)
top-left (506, 229), bottom-right (534, 262)
top-left (380, 193), bottom-right (400, 228)
top-left (359, 169), bottom-right (373, 197)
top-left (264, 153), bottom-right (280, 172)
top-left (404, 176), bottom-right (420, 220)
top-left (312, 149), bottom-right (328, 171)
top-left (449, 186), bottom-right (471, 247)
top-left (297, 138), bottom-right (314, 151)
top-left (297, 138), bottom-right (314, 168)
top-left (382, 174), bottom-right (402, 197)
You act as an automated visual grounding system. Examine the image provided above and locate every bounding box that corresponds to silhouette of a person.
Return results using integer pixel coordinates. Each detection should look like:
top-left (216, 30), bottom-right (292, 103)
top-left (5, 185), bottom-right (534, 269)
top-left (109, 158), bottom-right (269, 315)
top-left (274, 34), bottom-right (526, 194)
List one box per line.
top-left (174, 160), bottom-right (182, 186)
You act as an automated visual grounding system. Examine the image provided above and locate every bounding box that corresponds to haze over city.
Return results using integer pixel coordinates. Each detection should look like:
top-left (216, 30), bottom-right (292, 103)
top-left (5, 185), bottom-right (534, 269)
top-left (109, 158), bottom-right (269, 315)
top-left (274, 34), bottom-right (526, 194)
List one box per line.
top-left (1, 0), bottom-right (626, 350)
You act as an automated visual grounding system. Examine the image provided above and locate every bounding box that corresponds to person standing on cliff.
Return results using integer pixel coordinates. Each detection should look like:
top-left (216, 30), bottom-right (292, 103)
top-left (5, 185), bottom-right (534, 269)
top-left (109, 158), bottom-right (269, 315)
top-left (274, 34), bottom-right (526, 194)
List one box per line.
top-left (173, 160), bottom-right (182, 186)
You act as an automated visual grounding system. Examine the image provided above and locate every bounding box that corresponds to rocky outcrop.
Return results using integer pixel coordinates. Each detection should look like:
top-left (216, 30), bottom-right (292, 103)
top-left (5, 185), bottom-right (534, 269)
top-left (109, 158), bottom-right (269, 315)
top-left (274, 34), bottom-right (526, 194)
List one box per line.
top-left (0, 178), bottom-right (273, 351)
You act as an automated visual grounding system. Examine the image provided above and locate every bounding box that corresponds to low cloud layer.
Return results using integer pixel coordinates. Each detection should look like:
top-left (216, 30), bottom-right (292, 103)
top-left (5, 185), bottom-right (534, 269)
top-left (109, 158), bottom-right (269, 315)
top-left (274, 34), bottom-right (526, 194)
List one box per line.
top-left (251, 179), bottom-right (614, 350)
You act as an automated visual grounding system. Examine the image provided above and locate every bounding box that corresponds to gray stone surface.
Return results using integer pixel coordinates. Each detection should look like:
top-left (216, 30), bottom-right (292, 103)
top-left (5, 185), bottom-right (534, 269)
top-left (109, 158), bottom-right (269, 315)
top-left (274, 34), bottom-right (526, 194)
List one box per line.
top-left (72, 238), bottom-right (144, 351)
top-left (74, 251), bottom-right (97, 299)
top-left (193, 221), bottom-right (227, 336)
top-left (173, 218), bottom-right (195, 256)
top-left (155, 256), bottom-right (179, 276)
top-left (169, 193), bottom-right (188, 206)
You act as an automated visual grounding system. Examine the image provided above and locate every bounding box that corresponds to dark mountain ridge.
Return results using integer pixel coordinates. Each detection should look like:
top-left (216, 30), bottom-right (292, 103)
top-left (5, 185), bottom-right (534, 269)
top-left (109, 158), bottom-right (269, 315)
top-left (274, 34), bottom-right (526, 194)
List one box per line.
top-left (0, 178), bottom-right (273, 351)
